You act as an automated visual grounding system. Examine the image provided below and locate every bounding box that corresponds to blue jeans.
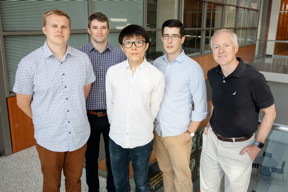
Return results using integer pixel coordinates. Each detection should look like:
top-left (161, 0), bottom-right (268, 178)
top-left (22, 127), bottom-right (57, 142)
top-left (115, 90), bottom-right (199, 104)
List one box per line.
top-left (109, 138), bottom-right (153, 192)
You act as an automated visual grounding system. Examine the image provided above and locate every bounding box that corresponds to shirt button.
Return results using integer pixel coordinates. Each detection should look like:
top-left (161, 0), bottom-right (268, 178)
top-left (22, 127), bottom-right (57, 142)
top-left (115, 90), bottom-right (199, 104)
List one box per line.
top-left (66, 98), bottom-right (68, 100)
top-left (223, 80), bottom-right (226, 83)
top-left (67, 110), bottom-right (69, 112)
top-left (69, 132), bottom-right (71, 134)
top-left (68, 121), bottom-right (70, 123)
top-left (63, 73), bottom-right (65, 76)
top-left (64, 86), bottom-right (67, 88)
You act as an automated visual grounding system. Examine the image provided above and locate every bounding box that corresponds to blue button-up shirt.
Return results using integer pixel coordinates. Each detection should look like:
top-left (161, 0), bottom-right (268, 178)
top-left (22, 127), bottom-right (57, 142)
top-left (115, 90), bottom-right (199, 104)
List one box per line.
top-left (79, 43), bottom-right (126, 110)
top-left (153, 50), bottom-right (208, 137)
top-left (13, 42), bottom-right (96, 152)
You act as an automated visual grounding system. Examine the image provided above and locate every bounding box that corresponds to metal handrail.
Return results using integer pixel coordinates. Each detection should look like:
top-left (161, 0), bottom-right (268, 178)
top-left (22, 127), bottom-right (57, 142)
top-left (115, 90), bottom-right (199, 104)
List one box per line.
top-left (272, 123), bottom-right (288, 132)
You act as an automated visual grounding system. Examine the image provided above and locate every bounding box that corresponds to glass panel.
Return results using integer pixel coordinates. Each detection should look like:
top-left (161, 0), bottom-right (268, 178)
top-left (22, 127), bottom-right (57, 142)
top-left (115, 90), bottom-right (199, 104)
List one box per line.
top-left (224, 6), bottom-right (236, 28)
top-left (236, 29), bottom-right (246, 46)
top-left (246, 29), bottom-right (255, 45)
top-left (206, 3), bottom-right (222, 28)
top-left (237, 8), bottom-right (248, 27)
top-left (184, 0), bottom-right (203, 28)
top-left (107, 32), bottom-right (122, 48)
top-left (183, 30), bottom-right (201, 55)
top-left (204, 30), bottom-right (213, 53)
top-left (206, 3), bottom-right (213, 28)
top-left (249, 127), bottom-right (288, 192)
top-left (0, 1), bottom-right (88, 31)
top-left (238, 0), bottom-right (245, 7)
top-left (226, 0), bottom-right (237, 5)
top-left (5, 34), bottom-right (88, 92)
top-left (92, 0), bottom-right (144, 29)
top-left (147, 0), bottom-right (157, 28)
top-left (249, 10), bottom-right (258, 27)
top-left (146, 31), bottom-right (164, 62)
top-left (250, 0), bottom-right (259, 9)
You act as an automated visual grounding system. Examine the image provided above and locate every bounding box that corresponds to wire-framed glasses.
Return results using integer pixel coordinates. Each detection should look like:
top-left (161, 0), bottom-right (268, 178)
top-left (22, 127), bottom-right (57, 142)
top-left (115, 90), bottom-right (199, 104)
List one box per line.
top-left (162, 34), bottom-right (181, 40)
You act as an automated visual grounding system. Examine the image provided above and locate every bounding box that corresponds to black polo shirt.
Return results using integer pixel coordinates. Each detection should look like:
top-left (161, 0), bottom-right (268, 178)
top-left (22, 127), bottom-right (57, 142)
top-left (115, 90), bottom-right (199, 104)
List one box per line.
top-left (208, 57), bottom-right (274, 137)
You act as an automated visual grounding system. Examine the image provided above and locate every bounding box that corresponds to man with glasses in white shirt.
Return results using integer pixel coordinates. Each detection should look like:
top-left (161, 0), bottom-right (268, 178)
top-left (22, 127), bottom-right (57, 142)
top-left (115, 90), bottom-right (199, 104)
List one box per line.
top-left (153, 19), bottom-right (207, 192)
top-left (106, 24), bottom-right (165, 192)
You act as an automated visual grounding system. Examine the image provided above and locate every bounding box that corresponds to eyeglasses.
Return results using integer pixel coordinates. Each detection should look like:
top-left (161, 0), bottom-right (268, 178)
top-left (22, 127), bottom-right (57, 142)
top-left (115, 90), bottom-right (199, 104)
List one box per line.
top-left (162, 34), bottom-right (182, 40)
top-left (122, 40), bottom-right (146, 48)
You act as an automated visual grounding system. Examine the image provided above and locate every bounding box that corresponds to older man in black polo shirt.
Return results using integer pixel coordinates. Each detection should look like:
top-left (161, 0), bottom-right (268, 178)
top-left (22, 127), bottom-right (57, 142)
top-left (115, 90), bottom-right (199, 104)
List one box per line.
top-left (200, 29), bottom-right (276, 192)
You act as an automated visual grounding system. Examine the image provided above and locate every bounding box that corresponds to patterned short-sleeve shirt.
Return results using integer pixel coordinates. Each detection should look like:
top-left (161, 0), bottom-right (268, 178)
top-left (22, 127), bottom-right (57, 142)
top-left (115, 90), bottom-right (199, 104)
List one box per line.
top-left (13, 42), bottom-right (96, 152)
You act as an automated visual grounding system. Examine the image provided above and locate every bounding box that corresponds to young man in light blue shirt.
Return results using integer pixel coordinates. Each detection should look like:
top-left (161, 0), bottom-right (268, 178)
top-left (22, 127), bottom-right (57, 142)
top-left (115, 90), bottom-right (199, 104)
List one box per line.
top-left (153, 19), bottom-right (207, 192)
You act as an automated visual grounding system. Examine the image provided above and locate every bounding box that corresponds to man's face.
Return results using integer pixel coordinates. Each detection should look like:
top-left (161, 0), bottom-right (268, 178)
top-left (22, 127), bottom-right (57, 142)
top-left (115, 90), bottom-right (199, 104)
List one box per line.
top-left (211, 32), bottom-right (238, 67)
top-left (121, 35), bottom-right (149, 64)
top-left (161, 27), bottom-right (185, 56)
top-left (88, 20), bottom-right (109, 44)
top-left (42, 14), bottom-right (70, 47)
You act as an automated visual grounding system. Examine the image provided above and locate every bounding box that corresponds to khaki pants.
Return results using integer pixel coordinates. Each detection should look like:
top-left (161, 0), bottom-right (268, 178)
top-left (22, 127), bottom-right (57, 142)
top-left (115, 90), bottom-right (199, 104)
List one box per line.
top-left (200, 127), bottom-right (254, 192)
top-left (36, 144), bottom-right (87, 192)
top-left (154, 132), bottom-right (193, 192)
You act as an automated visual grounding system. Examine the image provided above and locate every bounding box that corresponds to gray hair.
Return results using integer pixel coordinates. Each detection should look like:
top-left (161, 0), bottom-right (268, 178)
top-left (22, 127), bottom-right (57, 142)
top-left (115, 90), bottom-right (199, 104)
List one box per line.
top-left (210, 29), bottom-right (238, 48)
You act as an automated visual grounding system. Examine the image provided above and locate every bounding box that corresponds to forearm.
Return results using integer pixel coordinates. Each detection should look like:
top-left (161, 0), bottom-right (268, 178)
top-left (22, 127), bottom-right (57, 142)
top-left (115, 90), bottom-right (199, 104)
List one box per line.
top-left (187, 121), bottom-right (202, 133)
top-left (16, 94), bottom-right (33, 118)
top-left (256, 104), bottom-right (276, 143)
top-left (84, 84), bottom-right (92, 99)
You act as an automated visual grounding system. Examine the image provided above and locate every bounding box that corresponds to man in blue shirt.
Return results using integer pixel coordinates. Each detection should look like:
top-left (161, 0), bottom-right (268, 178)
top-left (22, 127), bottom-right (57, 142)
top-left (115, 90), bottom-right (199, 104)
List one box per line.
top-left (79, 12), bottom-right (126, 192)
top-left (153, 19), bottom-right (208, 192)
top-left (13, 9), bottom-right (95, 192)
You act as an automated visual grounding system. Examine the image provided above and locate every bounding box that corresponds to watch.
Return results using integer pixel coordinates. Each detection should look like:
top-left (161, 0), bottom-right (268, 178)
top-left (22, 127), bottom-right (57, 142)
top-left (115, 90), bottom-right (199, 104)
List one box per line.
top-left (253, 141), bottom-right (264, 149)
top-left (185, 130), bottom-right (195, 137)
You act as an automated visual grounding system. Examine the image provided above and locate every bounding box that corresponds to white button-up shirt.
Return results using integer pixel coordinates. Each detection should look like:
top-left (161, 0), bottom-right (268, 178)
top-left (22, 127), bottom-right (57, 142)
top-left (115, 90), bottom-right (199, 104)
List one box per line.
top-left (106, 59), bottom-right (165, 148)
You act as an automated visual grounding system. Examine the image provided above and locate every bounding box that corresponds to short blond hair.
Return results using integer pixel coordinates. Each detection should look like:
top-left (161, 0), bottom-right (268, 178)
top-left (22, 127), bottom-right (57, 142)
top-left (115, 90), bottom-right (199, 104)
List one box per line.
top-left (42, 9), bottom-right (71, 27)
top-left (211, 29), bottom-right (238, 48)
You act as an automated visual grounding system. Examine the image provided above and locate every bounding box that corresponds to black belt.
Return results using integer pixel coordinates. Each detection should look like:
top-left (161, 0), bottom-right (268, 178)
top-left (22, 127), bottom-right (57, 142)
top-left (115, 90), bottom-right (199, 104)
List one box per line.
top-left (212, 129), bottom-right (253, 142)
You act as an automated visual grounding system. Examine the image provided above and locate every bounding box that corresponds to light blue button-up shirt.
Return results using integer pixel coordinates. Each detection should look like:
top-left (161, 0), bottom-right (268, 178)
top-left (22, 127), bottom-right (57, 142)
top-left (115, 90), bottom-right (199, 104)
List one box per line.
top-left (13, 42), bottom-right (96, 152)
top-left (153, 50), bottom-right (207, 137)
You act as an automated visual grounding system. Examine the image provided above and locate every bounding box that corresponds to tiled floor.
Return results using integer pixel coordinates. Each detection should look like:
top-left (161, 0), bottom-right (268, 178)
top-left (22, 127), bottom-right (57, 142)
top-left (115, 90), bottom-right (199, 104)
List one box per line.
top-left (0, 146), bottom-right (107, 192)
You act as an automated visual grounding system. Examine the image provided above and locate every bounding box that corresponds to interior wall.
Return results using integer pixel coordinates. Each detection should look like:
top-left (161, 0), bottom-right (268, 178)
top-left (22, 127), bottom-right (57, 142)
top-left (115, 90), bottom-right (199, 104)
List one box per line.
top-left (266, 0), bottom-right (281, 55)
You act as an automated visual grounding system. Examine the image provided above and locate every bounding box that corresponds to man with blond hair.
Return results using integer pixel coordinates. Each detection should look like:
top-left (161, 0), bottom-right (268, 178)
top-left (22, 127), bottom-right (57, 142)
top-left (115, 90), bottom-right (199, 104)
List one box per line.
top-left (200, 29), bottom-right (276, 192)
top-left (13, 9), bottom-right (95, 192)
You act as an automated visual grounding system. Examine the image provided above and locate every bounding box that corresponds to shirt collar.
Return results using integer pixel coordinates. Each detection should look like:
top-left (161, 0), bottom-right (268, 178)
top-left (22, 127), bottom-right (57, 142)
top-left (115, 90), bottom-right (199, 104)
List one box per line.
top-left (216, 57), bottom-right (246, 78)
top-left (125, 58), bottom-right (148, 70)
top-left (88, 42), bottom-right (112, 53)
top-left (163, 49), bottom-right (185, 64)
top-left (43, 41), bottom-right (72, 59)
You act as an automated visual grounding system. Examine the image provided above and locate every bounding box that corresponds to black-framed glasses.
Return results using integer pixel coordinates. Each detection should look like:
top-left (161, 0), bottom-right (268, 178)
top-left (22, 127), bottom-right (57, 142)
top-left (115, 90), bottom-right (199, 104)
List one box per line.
top-left (162, 34), bottom-right (181, 40)
top-left (122, 40), bottom-right (146, 48)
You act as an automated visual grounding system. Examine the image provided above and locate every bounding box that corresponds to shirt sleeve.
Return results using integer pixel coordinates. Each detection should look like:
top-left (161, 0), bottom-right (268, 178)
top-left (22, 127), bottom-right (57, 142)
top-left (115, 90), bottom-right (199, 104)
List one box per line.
top-left (13, 57), bottom-right (34, 95)
top-left (150, 70), bottom-right (165, 120)
top-left (189, 64), bottom-right (208, 122)
top-left (105, 67), bottom-right (113, 124)
top-left (252, 72), bottom-right (274, 109)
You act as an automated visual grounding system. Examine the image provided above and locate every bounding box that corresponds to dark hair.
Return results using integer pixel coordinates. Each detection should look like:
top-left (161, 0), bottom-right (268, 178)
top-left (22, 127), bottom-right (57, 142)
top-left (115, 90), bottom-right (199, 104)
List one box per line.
top-left (118, 24), bottom-right (149, 44)
top-left (161, 19), bottom-right (185, 37)
top-left (88, 12), bottom-right (109, 28)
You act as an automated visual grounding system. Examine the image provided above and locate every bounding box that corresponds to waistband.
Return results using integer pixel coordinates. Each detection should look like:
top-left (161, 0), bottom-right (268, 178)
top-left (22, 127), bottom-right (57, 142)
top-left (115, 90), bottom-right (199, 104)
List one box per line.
top-left (212, 129), bottom-right (253, 142)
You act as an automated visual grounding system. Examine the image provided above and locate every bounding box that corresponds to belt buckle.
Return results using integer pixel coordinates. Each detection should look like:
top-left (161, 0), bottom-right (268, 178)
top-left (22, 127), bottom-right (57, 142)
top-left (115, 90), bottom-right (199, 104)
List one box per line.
top-left (97, 112), bottom-right (104, 117)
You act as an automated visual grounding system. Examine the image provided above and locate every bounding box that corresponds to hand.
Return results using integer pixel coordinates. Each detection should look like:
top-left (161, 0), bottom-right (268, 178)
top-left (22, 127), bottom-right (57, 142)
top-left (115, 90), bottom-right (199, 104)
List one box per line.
top-left (239, 144), bottom-right (261, 160)
top-left (182, 132), bottom-right (192, 143)
top-left (203, 126), bottom-right (209, 135)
